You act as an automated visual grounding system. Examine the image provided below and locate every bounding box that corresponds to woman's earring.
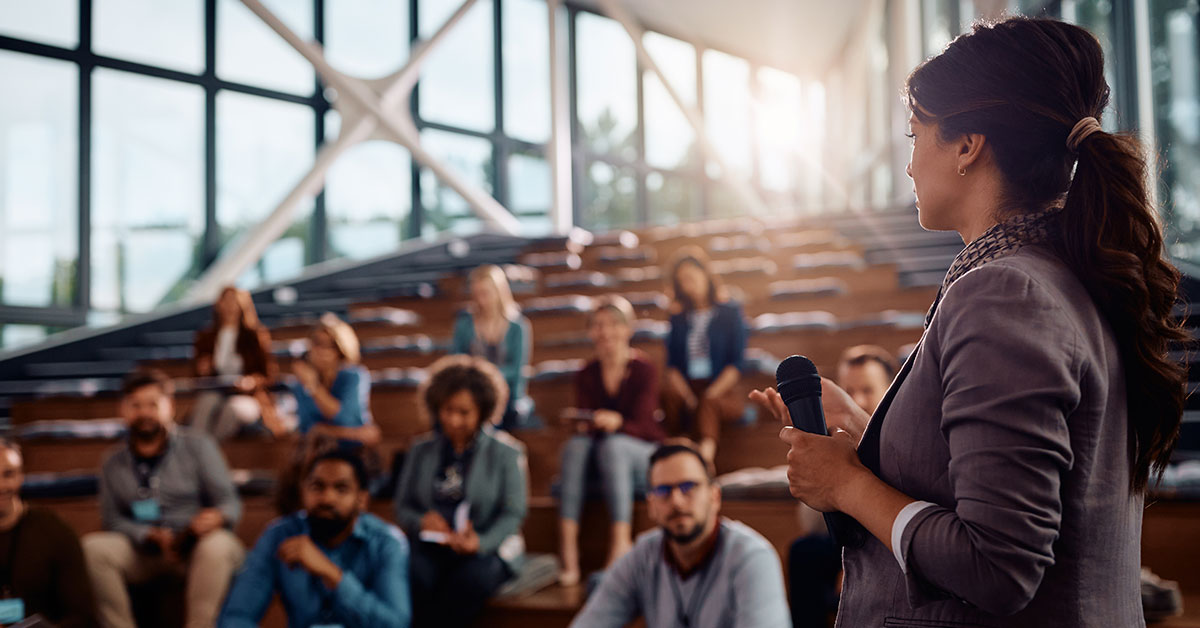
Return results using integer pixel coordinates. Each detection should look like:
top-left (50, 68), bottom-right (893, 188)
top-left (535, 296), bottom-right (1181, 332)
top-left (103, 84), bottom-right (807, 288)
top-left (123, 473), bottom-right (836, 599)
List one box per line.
top-left (958, 167), bottom-right (967, 176)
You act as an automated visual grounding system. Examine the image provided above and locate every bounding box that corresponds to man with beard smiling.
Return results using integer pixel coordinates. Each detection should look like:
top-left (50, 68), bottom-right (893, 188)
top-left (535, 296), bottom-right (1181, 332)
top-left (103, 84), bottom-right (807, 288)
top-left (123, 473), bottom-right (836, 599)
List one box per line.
top-left (219, 449), bottom-right (412, 627)
top-left (570, 439), bottom-right (790, 628)
top-left (83, 369), bottom-right (244, 628)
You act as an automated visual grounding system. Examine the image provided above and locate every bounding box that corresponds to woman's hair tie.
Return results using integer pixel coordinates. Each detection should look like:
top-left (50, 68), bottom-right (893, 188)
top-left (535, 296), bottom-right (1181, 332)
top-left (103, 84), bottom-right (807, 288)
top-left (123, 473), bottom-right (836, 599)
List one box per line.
top-left (1066, 116), bottom-right (1102, 152)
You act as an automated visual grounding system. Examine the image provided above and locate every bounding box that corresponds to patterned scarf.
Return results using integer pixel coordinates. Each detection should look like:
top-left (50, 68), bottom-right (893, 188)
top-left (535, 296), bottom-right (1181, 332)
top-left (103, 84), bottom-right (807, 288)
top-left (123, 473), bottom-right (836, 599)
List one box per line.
top-left (924, 206), bottom-right (1061, 328)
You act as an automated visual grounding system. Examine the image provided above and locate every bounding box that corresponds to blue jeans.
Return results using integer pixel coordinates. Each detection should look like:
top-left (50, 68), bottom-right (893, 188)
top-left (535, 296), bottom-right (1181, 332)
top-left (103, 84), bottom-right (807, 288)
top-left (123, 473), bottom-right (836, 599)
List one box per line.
top-left (558, 432), bottom-right (655, 524)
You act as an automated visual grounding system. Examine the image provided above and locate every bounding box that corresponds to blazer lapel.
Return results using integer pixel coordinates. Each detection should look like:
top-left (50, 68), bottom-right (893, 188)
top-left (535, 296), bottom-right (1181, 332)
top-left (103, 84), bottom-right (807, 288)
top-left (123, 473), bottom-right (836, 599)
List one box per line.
top-left (856, 334), bottom-right (924, 474)
top-left (462, 433), bottom-right (491, 522)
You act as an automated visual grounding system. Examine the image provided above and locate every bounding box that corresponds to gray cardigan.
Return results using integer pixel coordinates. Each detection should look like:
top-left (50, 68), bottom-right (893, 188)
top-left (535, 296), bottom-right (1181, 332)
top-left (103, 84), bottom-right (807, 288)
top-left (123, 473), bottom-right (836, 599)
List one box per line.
top-left (838, 246), bottom-right (1143, 627)
top-left (393, 429), bottom-right (528, 565)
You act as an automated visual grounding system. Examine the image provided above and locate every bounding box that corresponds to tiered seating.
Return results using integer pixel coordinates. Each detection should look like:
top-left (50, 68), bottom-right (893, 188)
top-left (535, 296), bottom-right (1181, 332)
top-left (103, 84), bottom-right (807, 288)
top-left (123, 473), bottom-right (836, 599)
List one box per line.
top-left (6, 213), bottom-right (1200, 627)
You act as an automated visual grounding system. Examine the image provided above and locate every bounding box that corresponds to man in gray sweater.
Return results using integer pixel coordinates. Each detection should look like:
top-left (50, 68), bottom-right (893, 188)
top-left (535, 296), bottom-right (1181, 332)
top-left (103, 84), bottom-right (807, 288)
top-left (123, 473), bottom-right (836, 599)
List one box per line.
top-left (82, 370), bottom-right (245, 628)
top-left (571, 440), bottom-right (791, 628)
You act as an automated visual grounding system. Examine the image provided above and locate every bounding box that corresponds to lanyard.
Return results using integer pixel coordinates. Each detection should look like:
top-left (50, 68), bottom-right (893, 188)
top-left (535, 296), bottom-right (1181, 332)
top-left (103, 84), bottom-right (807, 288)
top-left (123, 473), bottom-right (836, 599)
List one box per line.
top-left (134, 449), bottom-right (168, 499)
top-left (666, 541), bottom-right (723, 628)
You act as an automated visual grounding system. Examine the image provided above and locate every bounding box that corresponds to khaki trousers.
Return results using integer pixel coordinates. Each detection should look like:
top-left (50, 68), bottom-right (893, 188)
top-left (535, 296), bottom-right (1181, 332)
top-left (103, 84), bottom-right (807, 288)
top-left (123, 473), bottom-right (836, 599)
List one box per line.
top-left (82, 529), bottom-right (245, 628)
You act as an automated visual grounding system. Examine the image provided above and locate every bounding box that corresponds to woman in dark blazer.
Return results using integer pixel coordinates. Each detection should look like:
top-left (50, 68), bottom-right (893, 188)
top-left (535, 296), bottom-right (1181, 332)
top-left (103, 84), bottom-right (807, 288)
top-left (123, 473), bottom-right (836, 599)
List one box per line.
top-left (757, 17), bottom-right (1187, 628)
top-left (661, 246), bottom-right (748, 463)
top-left (394, 355), bottom-right (528, 628)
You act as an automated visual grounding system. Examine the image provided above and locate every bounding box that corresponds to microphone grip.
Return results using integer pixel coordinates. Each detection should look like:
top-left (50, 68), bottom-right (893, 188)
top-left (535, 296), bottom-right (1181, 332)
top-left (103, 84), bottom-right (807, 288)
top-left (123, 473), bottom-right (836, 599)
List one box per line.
top-left (785, 395), bottom-right (868, 548)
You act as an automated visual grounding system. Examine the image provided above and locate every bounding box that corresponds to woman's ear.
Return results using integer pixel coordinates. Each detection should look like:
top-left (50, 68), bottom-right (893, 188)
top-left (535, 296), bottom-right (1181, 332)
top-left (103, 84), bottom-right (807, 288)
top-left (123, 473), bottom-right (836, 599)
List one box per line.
top-left (957, 132), bottom-right (989, 172)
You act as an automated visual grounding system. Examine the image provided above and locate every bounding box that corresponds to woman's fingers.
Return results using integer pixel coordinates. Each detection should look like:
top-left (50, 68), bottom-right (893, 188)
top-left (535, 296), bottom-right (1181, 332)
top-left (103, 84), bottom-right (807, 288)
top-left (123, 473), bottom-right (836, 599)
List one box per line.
top-left (749, 387), bottom-right (793, 429)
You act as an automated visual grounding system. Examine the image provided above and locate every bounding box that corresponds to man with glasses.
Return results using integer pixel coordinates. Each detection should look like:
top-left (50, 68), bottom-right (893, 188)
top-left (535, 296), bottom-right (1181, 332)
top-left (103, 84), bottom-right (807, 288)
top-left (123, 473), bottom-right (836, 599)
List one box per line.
top-left (570, 439), bottom-right (790, 627)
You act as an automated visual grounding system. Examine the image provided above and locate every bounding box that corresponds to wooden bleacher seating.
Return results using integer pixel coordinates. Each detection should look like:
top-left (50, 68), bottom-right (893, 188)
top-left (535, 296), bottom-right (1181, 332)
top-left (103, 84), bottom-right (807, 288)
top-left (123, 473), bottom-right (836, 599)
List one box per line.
top-left (10, 217), bottom-right (1200, 627)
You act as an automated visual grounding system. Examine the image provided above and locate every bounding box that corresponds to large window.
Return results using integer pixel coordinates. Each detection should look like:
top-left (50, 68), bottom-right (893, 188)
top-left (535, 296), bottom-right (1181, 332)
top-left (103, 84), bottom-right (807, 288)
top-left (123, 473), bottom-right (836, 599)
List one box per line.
top-left (324, 0), bottom-right (408, 78)
top-left (94, 0), bottom-right (204, 74)
top-left (1149, 1), bottom-right (1200, 262)
top-left (419, 129), bottom-right (495, 236)
top-left (92, 70), bottom-right (204, 313)
top-left (702, 49), bottom-right (753, 180)
top-left (509, 150), bottom-right (553, 233)
top-left (575, 12), bottom-right (638, 161)
top-left (0, 0), bottom-right (78, 48)
top-left (503, 0), bottom-right (551, 144)
top-left (216, 91), bottom-right (315, 283)
top-left (326, 140), bottom-right (412, 260)
top-left (643, 32), bottom-right (697, 171)
top-left (581, 161), bottom-right (636, 230)
top-left (0, 0), bottom-right (826, 350)
top-left (0, 52), bottom-right (77, 310)
top-left (418, 0), bottom-right (495, 132)
top-left (217, 0), bottom-right (314, 95)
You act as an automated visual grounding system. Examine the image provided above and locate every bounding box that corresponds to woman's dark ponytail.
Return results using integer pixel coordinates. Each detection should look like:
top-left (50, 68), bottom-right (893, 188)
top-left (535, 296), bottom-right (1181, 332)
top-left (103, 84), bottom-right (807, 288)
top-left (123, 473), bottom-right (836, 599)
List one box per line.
top-left (1059, 130), bottom-right (1188, 491)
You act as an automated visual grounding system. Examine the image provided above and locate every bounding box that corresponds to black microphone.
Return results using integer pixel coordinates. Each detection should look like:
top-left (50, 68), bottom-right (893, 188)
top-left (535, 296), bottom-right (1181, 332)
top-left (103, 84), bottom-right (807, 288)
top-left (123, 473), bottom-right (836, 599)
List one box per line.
top-left (776, 355), bottom-right (866, 548)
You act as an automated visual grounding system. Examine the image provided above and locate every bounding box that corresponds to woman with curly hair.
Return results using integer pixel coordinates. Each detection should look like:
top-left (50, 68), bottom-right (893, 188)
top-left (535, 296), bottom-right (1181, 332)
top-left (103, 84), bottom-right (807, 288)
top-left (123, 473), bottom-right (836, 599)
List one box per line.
top-left (393, 356), bottom-right (528, 628)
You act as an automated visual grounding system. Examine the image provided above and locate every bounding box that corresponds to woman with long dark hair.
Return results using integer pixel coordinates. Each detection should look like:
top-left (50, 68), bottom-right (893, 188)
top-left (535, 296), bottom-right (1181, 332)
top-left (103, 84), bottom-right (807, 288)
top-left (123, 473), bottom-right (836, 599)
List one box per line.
top-left (661, 246), bottom-right (748, 463)
top-left (756, 17), bottom-right (1186, 626)
top-left (190, 286), bottom-right (283, 439)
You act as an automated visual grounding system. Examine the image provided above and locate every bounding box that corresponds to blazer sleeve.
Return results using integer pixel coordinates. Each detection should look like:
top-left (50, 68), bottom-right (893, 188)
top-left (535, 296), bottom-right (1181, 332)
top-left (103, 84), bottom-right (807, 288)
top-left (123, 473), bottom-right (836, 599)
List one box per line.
top-left (723, 303), bottom-right (747, 373)
top-left (476, 442), bottom-right (528, 555)
top-left (393, 441), bottom-right (429, 538)
top-left (666, 313), bottom-right (687, 373)
top-left (898, 264), bottom-right (1079, 615)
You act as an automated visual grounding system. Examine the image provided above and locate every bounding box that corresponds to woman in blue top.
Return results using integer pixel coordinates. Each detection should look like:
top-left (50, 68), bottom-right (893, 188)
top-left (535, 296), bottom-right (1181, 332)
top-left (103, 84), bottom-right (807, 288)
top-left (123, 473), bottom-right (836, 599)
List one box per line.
top-left (289, 313), bottom-right (380, 446)
top-left (661, 246), bottom-right (748, 463)
top-left (450, 265), bottom-right (533, 430)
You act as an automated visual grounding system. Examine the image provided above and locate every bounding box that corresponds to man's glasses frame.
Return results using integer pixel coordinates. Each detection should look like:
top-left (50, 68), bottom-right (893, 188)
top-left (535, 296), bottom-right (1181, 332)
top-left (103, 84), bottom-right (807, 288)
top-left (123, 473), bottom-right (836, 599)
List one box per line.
top-left (647, 480), bottom-right (703, 500)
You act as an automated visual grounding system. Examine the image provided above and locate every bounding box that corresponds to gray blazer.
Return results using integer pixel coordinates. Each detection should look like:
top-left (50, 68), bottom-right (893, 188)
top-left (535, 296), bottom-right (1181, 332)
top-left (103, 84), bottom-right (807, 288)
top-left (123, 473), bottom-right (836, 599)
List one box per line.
top-left (393, 429), bottom-right (528, 566)
top-left (837, 246), bottom-right (1144, 628)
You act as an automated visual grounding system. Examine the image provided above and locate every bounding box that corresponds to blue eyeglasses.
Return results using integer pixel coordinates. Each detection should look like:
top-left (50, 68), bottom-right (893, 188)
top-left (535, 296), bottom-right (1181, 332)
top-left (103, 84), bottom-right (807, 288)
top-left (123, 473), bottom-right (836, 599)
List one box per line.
top-left (648, 481), bottom-right (701, 500)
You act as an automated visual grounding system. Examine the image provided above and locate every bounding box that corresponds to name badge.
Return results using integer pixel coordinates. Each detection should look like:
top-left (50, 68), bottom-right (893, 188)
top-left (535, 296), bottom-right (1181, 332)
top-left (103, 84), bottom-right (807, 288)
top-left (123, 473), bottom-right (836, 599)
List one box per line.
top-left (0, 598), bottom-right (25, 624)
top-left (131, 498), bottom-right (161, 523)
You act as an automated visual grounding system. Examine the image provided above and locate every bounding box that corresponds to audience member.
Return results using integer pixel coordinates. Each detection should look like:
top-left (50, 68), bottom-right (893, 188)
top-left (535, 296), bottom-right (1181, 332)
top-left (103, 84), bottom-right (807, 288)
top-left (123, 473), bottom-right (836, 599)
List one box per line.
top-left (660, 247), bottom-right (748, 462)
top-left (287, 313), bottom-right (379, 446)
top-left (451, 265), bottom-right (533, 430)
top-left (220, 449), bottom-right (411, 627)
top-left (558, 296), bottom-right (664, 586)
top-left (0, 439), bottom-right (96, 627)
top-left (788, 345), bottom-right (897, 628)
top-left (274, 313), bottom-right (381, 515)
top-left (191, 286), bottom-right (284, 440)
top-left (835, 345), bottom-right (898, 416)
top-left (83, 370), bottom-right (244, 628)
top-left (570, 440), bottom-right (790, 628)
top-left (394, 356), bottom-right (528, 628)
